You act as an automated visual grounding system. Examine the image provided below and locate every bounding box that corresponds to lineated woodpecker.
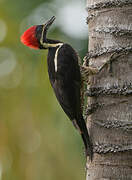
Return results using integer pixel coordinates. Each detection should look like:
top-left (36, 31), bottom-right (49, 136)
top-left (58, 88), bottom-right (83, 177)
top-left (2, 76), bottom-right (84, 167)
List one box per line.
top-left (21, 16), bottom-right (93, 160)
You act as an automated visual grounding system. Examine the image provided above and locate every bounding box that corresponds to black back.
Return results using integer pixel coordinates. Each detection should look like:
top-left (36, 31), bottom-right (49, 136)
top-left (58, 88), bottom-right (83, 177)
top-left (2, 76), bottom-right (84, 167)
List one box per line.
top-left (47, 43), bottom-right (82, 120)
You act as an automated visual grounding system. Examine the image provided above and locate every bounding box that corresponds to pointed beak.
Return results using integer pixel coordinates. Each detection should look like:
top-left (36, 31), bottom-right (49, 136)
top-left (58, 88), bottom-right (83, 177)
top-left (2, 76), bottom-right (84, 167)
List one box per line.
top-left (44, 16), bottom-right (56, 32)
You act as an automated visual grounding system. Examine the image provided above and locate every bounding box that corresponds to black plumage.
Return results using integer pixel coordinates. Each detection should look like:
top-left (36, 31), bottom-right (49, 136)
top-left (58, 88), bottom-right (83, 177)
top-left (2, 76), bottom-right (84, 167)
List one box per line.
top-left (47, 42), bottom-right (93, 160)
top-left (21, 16), bottom-right (93, 160)
top-left (48, 43), bottom-right (81, 120)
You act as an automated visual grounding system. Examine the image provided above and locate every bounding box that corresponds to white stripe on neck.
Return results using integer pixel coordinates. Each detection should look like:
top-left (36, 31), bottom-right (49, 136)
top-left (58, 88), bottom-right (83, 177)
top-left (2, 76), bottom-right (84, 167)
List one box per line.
top-left (42, 42), bottom-right (63, 48)
top-left (54, 44), bottom-right (63, 72)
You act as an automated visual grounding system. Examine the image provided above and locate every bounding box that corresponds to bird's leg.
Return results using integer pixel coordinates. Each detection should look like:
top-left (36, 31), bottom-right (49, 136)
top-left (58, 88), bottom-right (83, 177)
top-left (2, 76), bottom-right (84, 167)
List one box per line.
top-left (81, 52), bottom-right (124, 82)
top-left (80, 56), bottom-right (98, 84)
top-left (80, 56), bottom-right (98, 115)
top-left (80, 52), bottom-right (124, 115)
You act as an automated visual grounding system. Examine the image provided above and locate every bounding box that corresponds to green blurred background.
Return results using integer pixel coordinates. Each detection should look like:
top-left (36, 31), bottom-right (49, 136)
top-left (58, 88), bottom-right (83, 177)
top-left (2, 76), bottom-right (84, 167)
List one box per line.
top-left (0, 0), bottom-right (88, 179)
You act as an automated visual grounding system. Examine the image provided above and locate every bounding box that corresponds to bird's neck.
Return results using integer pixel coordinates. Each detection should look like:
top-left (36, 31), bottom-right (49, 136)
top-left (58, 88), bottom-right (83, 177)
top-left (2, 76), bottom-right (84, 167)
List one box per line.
top-left (43, 39), bottom-right (63, 49)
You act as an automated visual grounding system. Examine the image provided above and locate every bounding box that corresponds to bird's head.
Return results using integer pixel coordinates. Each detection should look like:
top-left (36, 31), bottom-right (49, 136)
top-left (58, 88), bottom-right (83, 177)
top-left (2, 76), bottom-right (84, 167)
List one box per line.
top-left (21, 16), bottom-right (56, 49)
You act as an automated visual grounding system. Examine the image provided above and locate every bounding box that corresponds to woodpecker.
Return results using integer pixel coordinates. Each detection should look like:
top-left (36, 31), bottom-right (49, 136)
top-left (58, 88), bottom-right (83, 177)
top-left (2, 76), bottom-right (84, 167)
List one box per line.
top-left (21, 16), bottom-right (93, 160)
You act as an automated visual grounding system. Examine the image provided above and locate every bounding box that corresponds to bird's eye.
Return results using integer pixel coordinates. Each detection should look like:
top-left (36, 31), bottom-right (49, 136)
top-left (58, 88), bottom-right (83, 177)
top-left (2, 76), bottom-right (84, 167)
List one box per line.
top-left (36, 25), bottom-right (43, 34)
top-left (35, 25), bottom-right (43, 41)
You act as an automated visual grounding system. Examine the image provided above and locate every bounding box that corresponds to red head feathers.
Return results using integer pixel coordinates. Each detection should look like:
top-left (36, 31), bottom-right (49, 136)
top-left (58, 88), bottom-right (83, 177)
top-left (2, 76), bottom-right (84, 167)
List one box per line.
top-left (21, 26), bottom-right (39, 49)
top-left (21, 16), bottom-right (56, 49)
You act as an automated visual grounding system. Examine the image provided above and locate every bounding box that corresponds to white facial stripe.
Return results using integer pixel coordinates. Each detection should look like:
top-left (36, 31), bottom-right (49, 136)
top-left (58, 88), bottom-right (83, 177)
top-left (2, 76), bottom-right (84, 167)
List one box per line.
top-left (40, 25), bottom-right (45, 46)
top-left (54, 44), bottom-right (63, 72)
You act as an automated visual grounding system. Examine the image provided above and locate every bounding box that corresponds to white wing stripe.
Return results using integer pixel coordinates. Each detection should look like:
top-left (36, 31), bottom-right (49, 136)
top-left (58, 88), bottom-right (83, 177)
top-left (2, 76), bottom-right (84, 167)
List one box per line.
top-left (54, 44), bottom-right (63, 72)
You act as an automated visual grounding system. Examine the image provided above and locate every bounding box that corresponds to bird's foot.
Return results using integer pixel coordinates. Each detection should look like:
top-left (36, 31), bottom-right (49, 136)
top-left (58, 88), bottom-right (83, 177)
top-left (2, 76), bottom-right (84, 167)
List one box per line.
top-left (80, 65), bottom-right (98, 84)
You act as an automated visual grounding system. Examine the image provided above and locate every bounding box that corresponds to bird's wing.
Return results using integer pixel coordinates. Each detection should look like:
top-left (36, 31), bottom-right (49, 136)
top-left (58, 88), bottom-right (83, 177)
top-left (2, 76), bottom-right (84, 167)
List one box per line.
top-left (51, 44), bottom-right (82, 120)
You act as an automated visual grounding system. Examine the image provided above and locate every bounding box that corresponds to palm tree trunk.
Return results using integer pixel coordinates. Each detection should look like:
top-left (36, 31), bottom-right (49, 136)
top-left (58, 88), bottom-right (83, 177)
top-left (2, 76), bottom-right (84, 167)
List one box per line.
top-left (85, 0), bottom-right (132, 179)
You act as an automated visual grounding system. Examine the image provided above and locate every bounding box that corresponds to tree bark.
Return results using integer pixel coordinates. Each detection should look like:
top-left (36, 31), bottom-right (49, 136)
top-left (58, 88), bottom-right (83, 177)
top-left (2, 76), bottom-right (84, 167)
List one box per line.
top-left (86, 0), bottom-right (132, 179)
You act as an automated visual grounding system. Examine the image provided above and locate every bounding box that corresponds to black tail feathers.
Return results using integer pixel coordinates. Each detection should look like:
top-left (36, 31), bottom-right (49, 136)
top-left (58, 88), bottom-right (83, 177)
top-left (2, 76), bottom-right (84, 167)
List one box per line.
top-left (76, 116), bottom-right (93, 161)
top-left (81, 130), bottom-right (93, 161)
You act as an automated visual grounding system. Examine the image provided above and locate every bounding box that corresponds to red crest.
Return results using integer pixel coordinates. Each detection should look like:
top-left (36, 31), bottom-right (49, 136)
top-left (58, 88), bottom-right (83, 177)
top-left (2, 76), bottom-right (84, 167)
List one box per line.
top-left (21, 26), bottom-right (39, 49)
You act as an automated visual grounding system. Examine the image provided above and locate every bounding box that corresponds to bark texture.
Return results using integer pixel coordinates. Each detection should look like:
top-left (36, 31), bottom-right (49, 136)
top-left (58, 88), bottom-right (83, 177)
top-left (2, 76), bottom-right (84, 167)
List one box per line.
top-left (86, 0), bottom-right (132, 179)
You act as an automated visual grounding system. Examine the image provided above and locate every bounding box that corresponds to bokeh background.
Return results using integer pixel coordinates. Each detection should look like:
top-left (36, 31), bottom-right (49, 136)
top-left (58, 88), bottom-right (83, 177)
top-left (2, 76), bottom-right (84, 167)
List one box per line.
top-left (0, 0), bottom-right (88, 179)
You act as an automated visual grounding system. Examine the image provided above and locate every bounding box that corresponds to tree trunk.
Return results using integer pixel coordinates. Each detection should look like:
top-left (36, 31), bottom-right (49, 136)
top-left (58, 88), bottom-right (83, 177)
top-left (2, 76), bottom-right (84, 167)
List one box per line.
top-left (85, 0), bottom-right (132, 179)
